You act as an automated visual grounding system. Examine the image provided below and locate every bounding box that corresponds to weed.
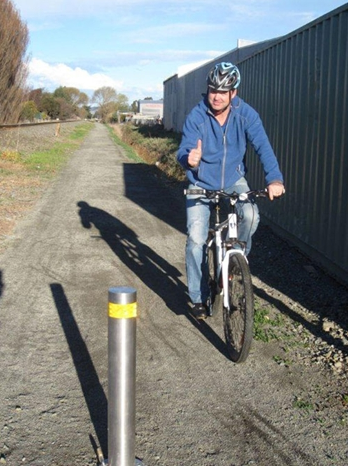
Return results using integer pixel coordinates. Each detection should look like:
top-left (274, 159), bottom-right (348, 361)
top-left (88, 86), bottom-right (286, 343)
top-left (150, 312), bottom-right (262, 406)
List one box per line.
top-left (254, 307), bottom-right (272, 342)
top-left (273, 355), bottom-right (292, 366)
top-left (293, 396), bottom-right (314, 411)
top-left (253, 302), bottom-right (284, 342)
top-left (1, 150), bottom-right (22, 163)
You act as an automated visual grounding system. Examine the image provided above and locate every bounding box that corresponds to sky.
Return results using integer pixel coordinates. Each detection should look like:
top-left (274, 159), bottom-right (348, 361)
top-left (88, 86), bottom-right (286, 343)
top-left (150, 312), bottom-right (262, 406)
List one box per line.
top-left (13, 0), bottom-right (347, 104)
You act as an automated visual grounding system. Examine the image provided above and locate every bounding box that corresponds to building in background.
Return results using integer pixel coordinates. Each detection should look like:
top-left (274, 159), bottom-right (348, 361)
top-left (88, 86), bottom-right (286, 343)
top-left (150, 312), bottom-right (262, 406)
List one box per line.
top-left (129, 99), bottom-right (163, 125)
top-left (138, 100), bottom-right (163, 119)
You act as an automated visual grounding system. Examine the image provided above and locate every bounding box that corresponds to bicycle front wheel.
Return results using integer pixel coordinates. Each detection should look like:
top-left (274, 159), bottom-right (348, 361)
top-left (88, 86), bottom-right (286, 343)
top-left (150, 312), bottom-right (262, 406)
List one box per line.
top-left (223, 253), bottom-right (254, 363)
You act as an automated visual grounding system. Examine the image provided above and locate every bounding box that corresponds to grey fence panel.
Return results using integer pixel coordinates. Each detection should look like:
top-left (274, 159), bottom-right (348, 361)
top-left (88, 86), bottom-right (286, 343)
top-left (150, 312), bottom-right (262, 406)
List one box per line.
top-left (163, 4), bottom-right (348, 284)
top-left (240, 5), bottom-right (348, 283)
top-left (163, 39), bottom-right (279, 133)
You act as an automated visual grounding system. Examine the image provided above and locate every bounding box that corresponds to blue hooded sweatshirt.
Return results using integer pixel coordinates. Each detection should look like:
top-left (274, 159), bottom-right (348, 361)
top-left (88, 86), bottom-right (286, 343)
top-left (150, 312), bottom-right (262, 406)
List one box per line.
top-left (177, 95), bottom-right (283, 190)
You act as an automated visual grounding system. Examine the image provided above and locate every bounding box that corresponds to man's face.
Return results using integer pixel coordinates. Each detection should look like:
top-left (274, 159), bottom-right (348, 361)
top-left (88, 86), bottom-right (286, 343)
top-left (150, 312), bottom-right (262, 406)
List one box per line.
top-left (208, 89), bottom-right (236, 114)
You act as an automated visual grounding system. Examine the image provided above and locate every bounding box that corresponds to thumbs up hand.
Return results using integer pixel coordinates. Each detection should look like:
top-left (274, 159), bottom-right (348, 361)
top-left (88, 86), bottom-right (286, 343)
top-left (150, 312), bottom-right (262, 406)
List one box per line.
top-left (188, 139), bottom-right (202, 168)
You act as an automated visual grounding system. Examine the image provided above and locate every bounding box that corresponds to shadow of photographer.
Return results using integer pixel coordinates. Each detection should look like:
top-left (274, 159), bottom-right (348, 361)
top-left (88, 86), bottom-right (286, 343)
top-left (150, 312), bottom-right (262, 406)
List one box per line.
top-left (50, 283), bottom-right (108, 458)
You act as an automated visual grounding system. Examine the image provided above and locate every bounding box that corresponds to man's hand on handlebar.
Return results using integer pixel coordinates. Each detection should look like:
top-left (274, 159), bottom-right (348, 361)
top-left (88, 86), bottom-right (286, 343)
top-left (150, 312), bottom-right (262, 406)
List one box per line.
top-left (267, 182), bottom-right (285, 201)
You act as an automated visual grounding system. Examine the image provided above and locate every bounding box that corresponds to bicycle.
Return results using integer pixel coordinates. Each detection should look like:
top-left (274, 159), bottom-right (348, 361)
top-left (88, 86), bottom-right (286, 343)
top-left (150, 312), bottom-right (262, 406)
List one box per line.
top-left (184, 187), bottom-right (267, 363)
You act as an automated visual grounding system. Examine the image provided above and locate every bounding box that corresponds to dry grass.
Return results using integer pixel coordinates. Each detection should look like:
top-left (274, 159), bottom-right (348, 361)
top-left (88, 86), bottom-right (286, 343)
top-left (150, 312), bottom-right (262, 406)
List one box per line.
top-left (0, 160), bottom-right (46, 246)
top-left (0, 122), bottom-right (91, 252)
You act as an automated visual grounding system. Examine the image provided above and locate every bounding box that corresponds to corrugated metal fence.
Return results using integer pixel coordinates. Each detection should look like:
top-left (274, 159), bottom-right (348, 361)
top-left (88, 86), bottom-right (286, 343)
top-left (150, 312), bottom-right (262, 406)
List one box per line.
top-left (163, 4), bottom-right (348, 285)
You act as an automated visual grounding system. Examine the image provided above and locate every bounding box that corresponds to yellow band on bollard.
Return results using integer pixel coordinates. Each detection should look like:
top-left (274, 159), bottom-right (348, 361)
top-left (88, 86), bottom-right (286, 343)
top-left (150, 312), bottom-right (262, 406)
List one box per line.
top-left (108, 302), bottom-right (137, 319)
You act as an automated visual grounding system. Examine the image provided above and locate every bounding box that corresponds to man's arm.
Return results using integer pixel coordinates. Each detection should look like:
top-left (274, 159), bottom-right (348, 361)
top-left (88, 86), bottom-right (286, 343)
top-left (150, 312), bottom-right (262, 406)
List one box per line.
top-left (244, 108), bottom-right (285, 197)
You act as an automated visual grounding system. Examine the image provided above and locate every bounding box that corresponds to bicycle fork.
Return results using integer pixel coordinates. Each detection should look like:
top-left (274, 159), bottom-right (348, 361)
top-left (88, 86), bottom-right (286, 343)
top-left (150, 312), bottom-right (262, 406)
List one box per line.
top-left (221, 249), bottom-right (245, 310)
top-left (221, 210), bottom-right (247, 310)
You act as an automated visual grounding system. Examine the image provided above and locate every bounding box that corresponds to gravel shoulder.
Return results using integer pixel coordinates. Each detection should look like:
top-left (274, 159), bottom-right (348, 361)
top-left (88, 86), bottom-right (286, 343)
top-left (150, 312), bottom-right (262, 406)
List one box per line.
top-left (0, 123), bottom-right (347, 466)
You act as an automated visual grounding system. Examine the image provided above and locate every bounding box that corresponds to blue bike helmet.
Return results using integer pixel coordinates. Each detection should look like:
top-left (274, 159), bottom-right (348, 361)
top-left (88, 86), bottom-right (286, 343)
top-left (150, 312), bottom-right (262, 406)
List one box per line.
top-left (207, 62), bottom-right (241, 91)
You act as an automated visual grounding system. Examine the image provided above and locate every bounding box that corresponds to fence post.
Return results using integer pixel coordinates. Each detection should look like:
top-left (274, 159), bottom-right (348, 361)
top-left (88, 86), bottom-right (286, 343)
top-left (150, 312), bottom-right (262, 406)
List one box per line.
top-left (108, 286), bottom-right (138, 466)
top-left (55, 122), bottom-right (61, 136)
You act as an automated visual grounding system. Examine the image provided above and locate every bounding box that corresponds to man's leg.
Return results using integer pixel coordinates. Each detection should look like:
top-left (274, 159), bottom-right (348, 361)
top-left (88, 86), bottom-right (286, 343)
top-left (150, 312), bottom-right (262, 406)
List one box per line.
top-left (185, 193), bottom-right (211, 304)
top-left (227, 177), bottom-right (260, 255)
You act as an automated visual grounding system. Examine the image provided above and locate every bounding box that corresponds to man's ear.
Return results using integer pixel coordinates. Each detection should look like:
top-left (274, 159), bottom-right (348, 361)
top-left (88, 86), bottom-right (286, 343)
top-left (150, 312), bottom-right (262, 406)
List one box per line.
top-left (231, 89), bottom-right (238, 99)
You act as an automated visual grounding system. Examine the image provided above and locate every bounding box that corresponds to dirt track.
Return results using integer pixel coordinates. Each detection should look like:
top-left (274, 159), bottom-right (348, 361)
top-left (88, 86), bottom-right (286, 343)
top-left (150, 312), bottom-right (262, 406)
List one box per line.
top-left (0, 123), bottom-right (347, 465)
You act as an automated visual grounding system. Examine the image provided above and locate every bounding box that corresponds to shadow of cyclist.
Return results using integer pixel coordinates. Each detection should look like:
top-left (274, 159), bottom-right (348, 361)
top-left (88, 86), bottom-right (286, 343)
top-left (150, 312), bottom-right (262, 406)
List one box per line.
top-left (78, 200), bottom-right (187, 315)
top-left (77, 201), bottom-right (229, 359)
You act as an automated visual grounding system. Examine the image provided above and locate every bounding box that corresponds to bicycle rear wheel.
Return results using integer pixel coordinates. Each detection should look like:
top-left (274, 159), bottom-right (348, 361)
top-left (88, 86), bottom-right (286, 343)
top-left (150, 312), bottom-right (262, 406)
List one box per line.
top-left (223, 253), bottom-right (254, 363)
top-left (207, 232), bottom-right (222, 315)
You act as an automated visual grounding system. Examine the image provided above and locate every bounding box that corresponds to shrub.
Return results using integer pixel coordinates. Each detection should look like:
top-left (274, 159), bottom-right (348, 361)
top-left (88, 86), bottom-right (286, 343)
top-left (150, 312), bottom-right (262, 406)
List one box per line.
top-left (117, 123), bottom-right (185, 181)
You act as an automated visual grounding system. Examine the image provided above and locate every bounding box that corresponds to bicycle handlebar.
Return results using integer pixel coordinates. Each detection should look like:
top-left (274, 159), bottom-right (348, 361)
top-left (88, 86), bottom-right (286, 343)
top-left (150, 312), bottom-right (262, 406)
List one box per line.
top-left (184, 188), bottom-right (268, 201)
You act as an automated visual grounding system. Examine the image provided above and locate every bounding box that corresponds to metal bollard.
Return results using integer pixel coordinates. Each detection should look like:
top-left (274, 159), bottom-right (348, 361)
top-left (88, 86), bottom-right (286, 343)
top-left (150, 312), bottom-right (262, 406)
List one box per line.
top-left (107, 286), bottom-right (140, 466)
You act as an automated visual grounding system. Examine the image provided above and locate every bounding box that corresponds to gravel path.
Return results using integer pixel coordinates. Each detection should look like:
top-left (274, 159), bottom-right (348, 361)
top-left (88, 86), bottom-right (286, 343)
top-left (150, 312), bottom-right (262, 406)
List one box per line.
top-left (0, 123), bottom-right (347, 466)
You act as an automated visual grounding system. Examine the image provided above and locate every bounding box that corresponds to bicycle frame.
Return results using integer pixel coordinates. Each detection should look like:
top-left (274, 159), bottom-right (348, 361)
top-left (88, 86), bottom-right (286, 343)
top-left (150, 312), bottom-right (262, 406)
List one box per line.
top-left (185, 187), bottom-right (273, 362)
top-left (209, 197), bottom-right (247, 311)
top-left (184, 187), bottom-right (266, 311)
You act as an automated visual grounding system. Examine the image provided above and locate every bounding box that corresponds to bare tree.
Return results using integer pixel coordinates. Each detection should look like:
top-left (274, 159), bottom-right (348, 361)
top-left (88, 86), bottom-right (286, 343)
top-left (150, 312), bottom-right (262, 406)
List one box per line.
top-left (92, 86), bottom-right (117, 106)
top-left (91, 86), bottom-right (117, 122)
top-left (0, 0), bottom-right (29, 124)
top-left (92, 86), bottom-right (129, 122)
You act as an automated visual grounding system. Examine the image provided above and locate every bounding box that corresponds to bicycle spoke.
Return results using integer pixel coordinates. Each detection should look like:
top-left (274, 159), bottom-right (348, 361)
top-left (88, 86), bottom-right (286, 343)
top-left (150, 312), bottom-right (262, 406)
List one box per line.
top-left (223, 254), bottom-right (254, 363)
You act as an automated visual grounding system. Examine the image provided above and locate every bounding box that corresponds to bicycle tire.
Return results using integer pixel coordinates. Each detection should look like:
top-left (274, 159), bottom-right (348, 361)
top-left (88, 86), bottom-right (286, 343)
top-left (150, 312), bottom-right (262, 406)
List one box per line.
top-left (223, 253), bottom-right (254, 363)
top-left (207, 233), bottom-right (222, 315)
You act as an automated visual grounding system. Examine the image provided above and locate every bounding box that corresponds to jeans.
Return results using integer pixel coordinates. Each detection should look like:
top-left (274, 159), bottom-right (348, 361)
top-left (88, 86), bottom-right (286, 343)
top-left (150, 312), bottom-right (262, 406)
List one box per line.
top-left (185, 177), bottom-right (260, 304)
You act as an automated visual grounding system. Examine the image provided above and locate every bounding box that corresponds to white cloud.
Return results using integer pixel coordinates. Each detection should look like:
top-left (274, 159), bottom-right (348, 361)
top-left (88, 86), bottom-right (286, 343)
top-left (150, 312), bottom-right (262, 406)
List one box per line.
top-left (28, 58), bottom-right (123, 91)
top-left (27, 58), bottom-right (163, 101)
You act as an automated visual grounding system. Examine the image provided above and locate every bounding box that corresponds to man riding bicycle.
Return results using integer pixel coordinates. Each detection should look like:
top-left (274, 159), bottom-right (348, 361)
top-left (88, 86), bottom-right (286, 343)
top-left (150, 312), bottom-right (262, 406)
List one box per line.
top-left (177, 62), bottom-right (285, 319)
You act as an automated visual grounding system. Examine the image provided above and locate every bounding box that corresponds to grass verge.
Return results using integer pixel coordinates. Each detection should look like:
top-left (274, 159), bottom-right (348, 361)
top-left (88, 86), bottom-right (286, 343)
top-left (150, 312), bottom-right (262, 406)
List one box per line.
top-left (107, 125), bottom-right (143, 163)
top-left (0, 122), bottom-right (93, 248)
top-left (109, 123), bottom-right (185, 182)
top-left (22, 122), bottom-right (93, 177)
